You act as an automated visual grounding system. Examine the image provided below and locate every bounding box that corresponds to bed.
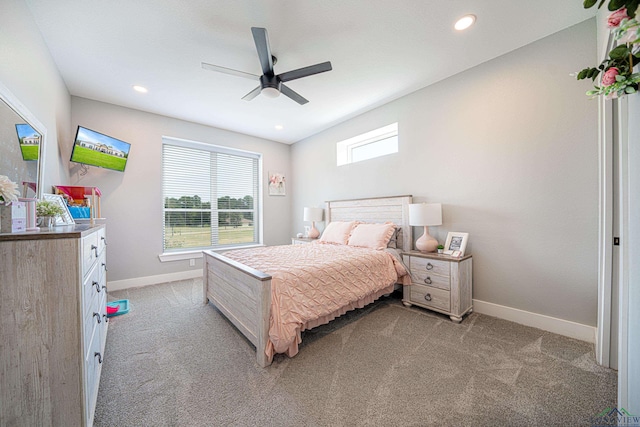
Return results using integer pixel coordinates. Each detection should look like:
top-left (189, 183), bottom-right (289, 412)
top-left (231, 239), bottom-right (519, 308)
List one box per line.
top-left (203, 195), bottom-right (413, 367)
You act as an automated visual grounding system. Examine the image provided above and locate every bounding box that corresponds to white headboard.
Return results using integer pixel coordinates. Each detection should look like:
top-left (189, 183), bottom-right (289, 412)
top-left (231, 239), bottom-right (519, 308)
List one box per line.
top-left (325, 195), bottom-right (413, 252)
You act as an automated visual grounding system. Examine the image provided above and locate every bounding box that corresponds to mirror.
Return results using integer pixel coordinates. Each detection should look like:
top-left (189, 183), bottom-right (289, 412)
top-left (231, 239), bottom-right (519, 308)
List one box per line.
top-left (0, 83), bottom-right (46, 199)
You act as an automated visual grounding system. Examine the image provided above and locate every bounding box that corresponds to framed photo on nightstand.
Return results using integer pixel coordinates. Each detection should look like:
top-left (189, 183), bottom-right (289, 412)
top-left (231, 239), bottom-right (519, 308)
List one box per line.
top-left (443, 232), bottom-right (468, 256)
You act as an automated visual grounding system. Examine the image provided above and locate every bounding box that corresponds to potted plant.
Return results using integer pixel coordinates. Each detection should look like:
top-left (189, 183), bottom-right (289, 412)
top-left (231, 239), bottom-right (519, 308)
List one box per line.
top-left (437, 244), bottom-right (444, 254)
top-left (36, 200), bottom-right (64, 227)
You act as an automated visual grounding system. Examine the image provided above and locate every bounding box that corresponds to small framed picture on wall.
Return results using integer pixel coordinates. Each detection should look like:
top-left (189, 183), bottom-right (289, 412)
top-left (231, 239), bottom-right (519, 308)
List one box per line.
top-left (268, 171), bottom-right (286, 196)
top-left (443, 232), bottom-right (469, 256)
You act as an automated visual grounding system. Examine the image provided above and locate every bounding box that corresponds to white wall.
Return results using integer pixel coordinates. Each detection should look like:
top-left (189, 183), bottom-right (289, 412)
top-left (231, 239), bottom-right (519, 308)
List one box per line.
top-left (291, 20), bottom-right (599, 326)
top-left (626, 91), bottom-right (640, 415)
top-left (70, 97), bottom-right (291, 282)
top-left (0, 0), bottom-right (71, 188)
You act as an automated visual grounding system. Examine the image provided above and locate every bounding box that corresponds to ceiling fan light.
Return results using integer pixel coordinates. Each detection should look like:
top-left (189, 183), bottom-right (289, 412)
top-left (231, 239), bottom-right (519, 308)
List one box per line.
top-left (261, 87), bottom-right (280, 98)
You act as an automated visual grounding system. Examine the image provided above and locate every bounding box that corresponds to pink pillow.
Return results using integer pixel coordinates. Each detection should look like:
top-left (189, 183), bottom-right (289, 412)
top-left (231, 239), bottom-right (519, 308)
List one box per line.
top-left (319, 221), bottom-right (359, 245)
top-left (347, 222), bottom-right (397, 250)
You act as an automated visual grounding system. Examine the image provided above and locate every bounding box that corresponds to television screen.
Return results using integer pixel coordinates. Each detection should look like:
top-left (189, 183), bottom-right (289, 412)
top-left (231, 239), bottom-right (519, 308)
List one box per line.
top-left (15, 123), bottom-right (41, 161)
top-left (70, 126), bottom-right (131, 172)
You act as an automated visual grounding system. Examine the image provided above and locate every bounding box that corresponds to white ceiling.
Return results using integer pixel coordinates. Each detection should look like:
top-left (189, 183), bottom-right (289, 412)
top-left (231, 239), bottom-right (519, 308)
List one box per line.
top-left (24, 1), bottom-right (595, 144)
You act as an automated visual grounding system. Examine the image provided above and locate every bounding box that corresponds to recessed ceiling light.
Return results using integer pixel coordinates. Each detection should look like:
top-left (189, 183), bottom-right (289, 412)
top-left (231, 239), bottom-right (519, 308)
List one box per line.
top-left (132, 85), bottom-right (148, 93)
top-left (454, 14), bottom-right (476, 31)
top-left (275, 125), bottom-right (284, 130)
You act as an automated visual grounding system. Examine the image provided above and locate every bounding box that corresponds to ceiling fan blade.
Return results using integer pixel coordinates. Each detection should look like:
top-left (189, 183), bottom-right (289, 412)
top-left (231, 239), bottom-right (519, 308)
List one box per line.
top-left (251, 27), bottom-right (274, 76)
top-left (201, 62), bottom-right (259, 80)
top-left (280, 84), bottom-right (309, 105)
top-left (278, 61), bottom-right (332, 83)
top-left (242, 85), bottom-right (262, 101)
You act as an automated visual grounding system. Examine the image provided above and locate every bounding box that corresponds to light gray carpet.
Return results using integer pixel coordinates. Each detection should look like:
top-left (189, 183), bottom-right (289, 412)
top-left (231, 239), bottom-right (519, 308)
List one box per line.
top-left (95, 279), bottom-right (616, 426)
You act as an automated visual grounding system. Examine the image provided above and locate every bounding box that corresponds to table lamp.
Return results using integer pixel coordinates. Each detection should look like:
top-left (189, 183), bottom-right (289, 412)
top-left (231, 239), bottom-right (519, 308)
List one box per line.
top-left (303, 207), bottom-right (323, 239)
top-left (409, 203), bottom-right (442, 252)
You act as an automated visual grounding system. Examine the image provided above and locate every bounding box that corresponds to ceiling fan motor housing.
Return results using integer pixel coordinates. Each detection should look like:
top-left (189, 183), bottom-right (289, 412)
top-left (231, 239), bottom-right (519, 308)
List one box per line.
top-left (260, 74), bottom-right (281, 91)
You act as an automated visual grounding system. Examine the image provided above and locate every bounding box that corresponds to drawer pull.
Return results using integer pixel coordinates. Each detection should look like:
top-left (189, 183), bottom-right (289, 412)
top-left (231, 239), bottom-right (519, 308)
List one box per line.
top-left (102, 284), bottom-right (107, 293)
top-left (424, 277), bottom-right (432, 285)
top-left (103, 314), bottom-right (109, 323)
top-left (93, 281), bottom-right (101, 293)
top-left (93, 312), bottom-right (101, 324)
top-left (94, 352), bottom-right (102, 364)
top-left (425, 263), bottom-right (434, 271)
top-left (102, 262), bottom-right (108, 272)
top-left (424, 293), bottom-right (432, 302)
top-left (91, 244), bottom-right (98, 257)
top-left (101, 236), bottom-right (108, 246)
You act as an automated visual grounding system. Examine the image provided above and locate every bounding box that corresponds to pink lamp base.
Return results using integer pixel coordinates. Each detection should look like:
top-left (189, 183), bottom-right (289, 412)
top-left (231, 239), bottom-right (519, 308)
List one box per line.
top-left (308, 222), bottom-right (320, 239)
top-left (415, 226), bottom-right (438, 252)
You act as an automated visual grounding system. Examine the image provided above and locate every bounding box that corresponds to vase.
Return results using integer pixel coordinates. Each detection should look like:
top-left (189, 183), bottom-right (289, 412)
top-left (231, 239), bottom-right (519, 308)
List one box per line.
top-left (39, 216), bottom-right (55, 228)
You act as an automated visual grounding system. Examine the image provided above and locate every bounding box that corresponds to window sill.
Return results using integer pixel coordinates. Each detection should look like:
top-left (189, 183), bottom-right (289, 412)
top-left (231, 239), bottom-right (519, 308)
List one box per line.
top-left (158, 244), bottom-right (265, 262)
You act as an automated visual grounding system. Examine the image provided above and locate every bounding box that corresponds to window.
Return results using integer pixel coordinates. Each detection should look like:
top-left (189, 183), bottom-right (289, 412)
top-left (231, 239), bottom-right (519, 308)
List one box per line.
top-left (162, 137), bottom-right (260, 252)
top-left (336, 123), bottom-right (398, 166)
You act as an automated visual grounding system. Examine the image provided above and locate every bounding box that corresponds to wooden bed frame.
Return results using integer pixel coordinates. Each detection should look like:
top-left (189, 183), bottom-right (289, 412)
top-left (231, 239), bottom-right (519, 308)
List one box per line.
top-left (203, 195), bottom-right (413, 367)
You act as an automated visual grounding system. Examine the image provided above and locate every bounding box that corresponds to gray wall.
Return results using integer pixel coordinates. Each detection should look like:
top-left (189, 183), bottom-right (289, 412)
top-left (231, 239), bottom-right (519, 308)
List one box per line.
top-left (0, 0), bottom-right (71, 189)
top-left (291, 20), bottom-right (599, 326)
top-left (70, 97), bottom-right (291, 281)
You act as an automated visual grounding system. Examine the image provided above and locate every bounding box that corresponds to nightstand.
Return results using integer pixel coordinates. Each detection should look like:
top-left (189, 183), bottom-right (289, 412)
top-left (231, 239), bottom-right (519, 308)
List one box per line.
top-left (401, 251), bottom-right (473, 322)
top-left (291, 237), bottom-right (317, 245)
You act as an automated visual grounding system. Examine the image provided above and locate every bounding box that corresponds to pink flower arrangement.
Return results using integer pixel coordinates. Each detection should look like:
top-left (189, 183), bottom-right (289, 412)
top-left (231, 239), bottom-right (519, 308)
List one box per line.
top-left (608, 8), bottom-right (629, 28)
top-left (602, 67), bottom-right (620, 86)
top-left (578, 1), bottom-right (640, 99)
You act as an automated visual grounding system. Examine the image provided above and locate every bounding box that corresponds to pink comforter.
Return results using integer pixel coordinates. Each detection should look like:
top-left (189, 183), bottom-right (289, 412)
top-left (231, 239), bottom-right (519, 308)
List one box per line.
top-left (223, 242), bottom-right (407, 359)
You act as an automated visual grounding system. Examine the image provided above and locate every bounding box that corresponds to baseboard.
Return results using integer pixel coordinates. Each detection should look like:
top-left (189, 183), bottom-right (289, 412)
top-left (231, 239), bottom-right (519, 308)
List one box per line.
top-left (107, 269), bottom-right (203, 292)
top-left (472, 299), bottom-right (596, 343)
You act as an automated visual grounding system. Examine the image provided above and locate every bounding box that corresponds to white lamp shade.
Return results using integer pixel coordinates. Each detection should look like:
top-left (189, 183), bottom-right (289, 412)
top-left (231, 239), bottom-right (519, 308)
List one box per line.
top-left (409, 203), bottom-right (442, 226)
top-left (303, 207), bottom-right (323, 222)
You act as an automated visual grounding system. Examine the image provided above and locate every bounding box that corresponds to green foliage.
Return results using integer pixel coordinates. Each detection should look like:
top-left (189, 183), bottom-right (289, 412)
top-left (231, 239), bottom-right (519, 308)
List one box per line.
top-left (163, 195), bottom-right (254, 229)
top-left (578, 0), bottom-right (640, 97)
top-left (585, 0), bottom-right (639, 17)
top-left (36, 200), bottom-right (64, 217)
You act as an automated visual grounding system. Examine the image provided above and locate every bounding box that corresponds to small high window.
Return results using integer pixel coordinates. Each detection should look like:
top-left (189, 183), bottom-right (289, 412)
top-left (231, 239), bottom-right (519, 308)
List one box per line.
top-left (336, 123), bottom-right (398, 166)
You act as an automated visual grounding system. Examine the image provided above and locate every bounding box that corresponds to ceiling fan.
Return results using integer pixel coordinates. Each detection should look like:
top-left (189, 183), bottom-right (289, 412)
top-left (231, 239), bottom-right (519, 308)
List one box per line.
top-left (202, 27), bottom-right (332, 105)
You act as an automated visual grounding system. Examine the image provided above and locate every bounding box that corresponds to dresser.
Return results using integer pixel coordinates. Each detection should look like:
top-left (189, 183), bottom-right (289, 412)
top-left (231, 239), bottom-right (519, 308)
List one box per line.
top-left (401, 251), bottom-right (473, 322)
top-left (0, 224), bottom-right (108, 426)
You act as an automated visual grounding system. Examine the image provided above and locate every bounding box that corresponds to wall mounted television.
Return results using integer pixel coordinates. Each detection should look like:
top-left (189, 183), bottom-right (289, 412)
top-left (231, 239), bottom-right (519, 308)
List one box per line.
top-left (70, 126), bottom-right (131, 172)
top-left (15, 123), bottom-right (41, 161)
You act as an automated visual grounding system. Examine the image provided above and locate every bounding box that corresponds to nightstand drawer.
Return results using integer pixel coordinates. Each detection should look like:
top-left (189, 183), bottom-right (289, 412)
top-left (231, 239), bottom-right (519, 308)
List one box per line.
top-left (409, 257), bottom-right (450, 277)
top-left (410, 284), bottom-right (450, 312)
top-left (411, 270), bottom-right (450, 290)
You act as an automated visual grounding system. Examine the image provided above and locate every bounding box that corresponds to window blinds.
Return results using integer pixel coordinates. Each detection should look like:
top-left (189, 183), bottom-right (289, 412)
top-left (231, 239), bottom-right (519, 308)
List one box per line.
top-left (162, 138), bottom-right (260, 251)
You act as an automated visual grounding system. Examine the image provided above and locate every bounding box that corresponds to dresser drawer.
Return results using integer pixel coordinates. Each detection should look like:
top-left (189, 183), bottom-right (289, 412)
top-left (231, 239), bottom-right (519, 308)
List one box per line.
top-left (411, 270), bottom-right (450, 290)
top-left (82, 232), bottom-right (99, 276)
top-left (410, 284), bottom-right (450, 312)
top-left (97, 227), bottom-right (107, 255)
top-left (97, 252), bottom-right (107, 289)
top-left (409, 257), bottom-right (450, 277)
top-left (82, 259), bottom-right (107, 317)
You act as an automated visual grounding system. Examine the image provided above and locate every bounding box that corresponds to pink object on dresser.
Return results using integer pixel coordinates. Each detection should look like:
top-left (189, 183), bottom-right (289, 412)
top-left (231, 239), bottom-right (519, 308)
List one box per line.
top-left (223, 243), bottom-right (407, 359)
